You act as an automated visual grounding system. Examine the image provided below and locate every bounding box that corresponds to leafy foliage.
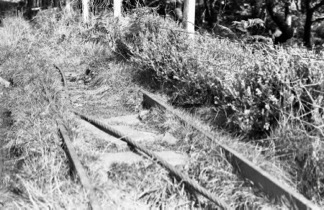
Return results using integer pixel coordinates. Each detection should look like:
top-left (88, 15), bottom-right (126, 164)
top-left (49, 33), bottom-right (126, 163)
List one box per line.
top-left (115, 12), bottom-right (324, 203)
top-left (122, 12), bottom-right (322, 134)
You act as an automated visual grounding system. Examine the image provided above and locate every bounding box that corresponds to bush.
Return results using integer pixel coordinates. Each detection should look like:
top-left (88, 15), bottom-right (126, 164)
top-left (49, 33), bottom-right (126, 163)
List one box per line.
top-left (122, 12), bottom-right (324, 139)
top-left (118, 13), bottom-right (324, 202)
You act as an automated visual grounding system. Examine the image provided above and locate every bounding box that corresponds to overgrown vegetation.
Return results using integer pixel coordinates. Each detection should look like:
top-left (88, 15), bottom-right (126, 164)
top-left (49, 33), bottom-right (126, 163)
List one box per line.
top-left (0, 5), bottom-right (323, 208)
top-left (0, 11), bottom-right (129, 208)
top-left (115, 10), bottom-right (324, 204)
top-left (137, 107), bottom-right (293, 209)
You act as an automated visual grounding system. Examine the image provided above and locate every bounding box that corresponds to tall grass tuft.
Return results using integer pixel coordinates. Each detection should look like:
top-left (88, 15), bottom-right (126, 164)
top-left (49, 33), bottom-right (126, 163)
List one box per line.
top-left (0, 17), bottom-right (31, 47)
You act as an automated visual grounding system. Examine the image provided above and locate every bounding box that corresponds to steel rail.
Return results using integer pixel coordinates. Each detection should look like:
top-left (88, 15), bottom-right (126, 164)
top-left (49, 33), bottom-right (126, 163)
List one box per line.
top-left (73, 110), bottom-right (232, 210)
top-left (56, 65), bottom-right (230, 209)
top-left (58, 122), bottom-right (101, 210)
top-left (53, 65), bottom-right (101, 209)
top-left (140, 89), bottom-right (320, 210)
top-left (53, 64), bottom-right (67, 87)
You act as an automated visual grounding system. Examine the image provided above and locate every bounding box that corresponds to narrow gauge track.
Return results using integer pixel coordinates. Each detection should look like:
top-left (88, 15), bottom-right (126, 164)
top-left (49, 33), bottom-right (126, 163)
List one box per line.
top-left (1, 69), bottom-right (321, 209)
top-left (53, 66), bottom-right (232, 209)
top-left (58, 88), bottom-right (320, 210)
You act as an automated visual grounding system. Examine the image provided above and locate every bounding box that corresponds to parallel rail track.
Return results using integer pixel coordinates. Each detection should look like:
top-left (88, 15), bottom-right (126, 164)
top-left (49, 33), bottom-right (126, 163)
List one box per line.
top-left (1, 74), bottom-right (321, 209)
top-left (57, 88), bottom-right (320, 210)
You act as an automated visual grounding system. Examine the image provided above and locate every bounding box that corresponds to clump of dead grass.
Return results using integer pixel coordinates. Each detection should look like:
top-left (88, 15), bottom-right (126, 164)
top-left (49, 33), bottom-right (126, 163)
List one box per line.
top-left (0, 17), bottom-right (31, 47)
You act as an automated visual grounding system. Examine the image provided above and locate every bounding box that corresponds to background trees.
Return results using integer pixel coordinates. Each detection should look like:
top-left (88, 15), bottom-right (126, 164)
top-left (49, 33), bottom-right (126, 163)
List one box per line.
top-left (1, 0), bottom-right (324, 49)
top-left (301, 0), bottom-right (324, 47)
top-left (193, 0), bottom-right (324, 48)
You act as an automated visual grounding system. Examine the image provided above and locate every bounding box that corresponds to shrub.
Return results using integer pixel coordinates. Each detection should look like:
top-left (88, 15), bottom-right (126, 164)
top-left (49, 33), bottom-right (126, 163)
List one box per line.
top-left (118, 12), bottom-right (324, 203)
top-left (122, 12), bottom-right (323, 137)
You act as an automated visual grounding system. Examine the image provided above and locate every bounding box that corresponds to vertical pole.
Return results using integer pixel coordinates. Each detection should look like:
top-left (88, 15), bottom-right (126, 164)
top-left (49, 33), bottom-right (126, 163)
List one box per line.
top-left (183, 0), bottom-right (195, 38)
top-left (65, 0), bottom-right (72, 15)
top-left (114, 0), bottom-right (121, 17)
top-left (82, 0), bottom-right (90, 23)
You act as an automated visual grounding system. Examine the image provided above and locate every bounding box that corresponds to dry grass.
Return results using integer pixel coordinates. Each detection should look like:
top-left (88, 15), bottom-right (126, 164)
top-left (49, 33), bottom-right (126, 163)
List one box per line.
top-left (138, 102), bottom-right (294, 209)
top-left (0, 6), bottom-right (322, 209)
top-left (0, 15), bottom-right (83, 207)
top-left (0, 9), bottom-right (149, 209)
top-left (118, 10), bottom-right (324, 206)
top-left (0, 11), bottom-right (121, 208)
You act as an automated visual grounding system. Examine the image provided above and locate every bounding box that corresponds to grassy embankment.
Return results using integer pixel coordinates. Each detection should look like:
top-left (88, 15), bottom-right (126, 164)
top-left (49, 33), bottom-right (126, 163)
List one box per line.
top-left (0, 10), bottom-right (135, 208)
top-left (0, 7), bottom-right (323, 208)
top-left (119, 10), bottom-right (324, 205)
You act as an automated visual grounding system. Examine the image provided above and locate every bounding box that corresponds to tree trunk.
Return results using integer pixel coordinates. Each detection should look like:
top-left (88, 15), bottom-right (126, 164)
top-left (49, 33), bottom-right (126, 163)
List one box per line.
top-left (174, 0), bottom-right (183, 22)
top-left (251, 0), bottom-right (264, 18)
top-left (203, 0), bottom-right (217, 28)
top-left (266, 0), bottom-right (294, 44)
top-left (303, 9), bottom-right (313, 48)
top-left (203, 0), bottom-right (211, 24)
top-left (183, 0), bottom-right (195, 38)
top-left (114, 0), bottom-right (121, 17)
top-left (303, 0), bottom-right (314, 49)
top-left (82, 0), bottom-right (90, 23)
top-left (204, 0), bottom-right (214, 28)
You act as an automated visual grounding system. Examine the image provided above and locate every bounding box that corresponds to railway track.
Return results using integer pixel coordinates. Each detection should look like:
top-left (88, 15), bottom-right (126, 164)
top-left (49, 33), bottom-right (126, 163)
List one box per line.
top-left (58, 86), bottom-right (319, 209)
top-left (1, 71), bottom-right (321, 209)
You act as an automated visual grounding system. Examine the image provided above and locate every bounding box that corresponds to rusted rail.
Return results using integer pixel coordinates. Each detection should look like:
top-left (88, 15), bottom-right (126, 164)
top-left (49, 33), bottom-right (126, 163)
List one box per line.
top-left (140, 89), bottom-right (320, 210)
top-left (57, 122), bottom-right (101, 210)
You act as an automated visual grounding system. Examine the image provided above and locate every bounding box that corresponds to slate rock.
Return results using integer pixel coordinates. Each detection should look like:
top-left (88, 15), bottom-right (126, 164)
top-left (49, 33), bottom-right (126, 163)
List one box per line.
top-left (77, 119), bottom-right (159, 149)
top-left (0, 77), bottom-right (10, 88)
top-left (138, 110), bottom-right (150, 121)
top-left (105, 114), bottom-right (142, 126)
top-left (161, 132), bottom-right (179, 145)
top-left (95, 151), bottom-right (188, 170)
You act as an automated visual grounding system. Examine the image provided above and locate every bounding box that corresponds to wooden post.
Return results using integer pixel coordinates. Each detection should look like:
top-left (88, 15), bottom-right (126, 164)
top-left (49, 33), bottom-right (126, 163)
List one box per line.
top-left (114, 0), bottom-right (121, 17)
top-left (183, 0), bottom-right (195, 38)
top-left (82, 0), bottom-right (90, 23)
